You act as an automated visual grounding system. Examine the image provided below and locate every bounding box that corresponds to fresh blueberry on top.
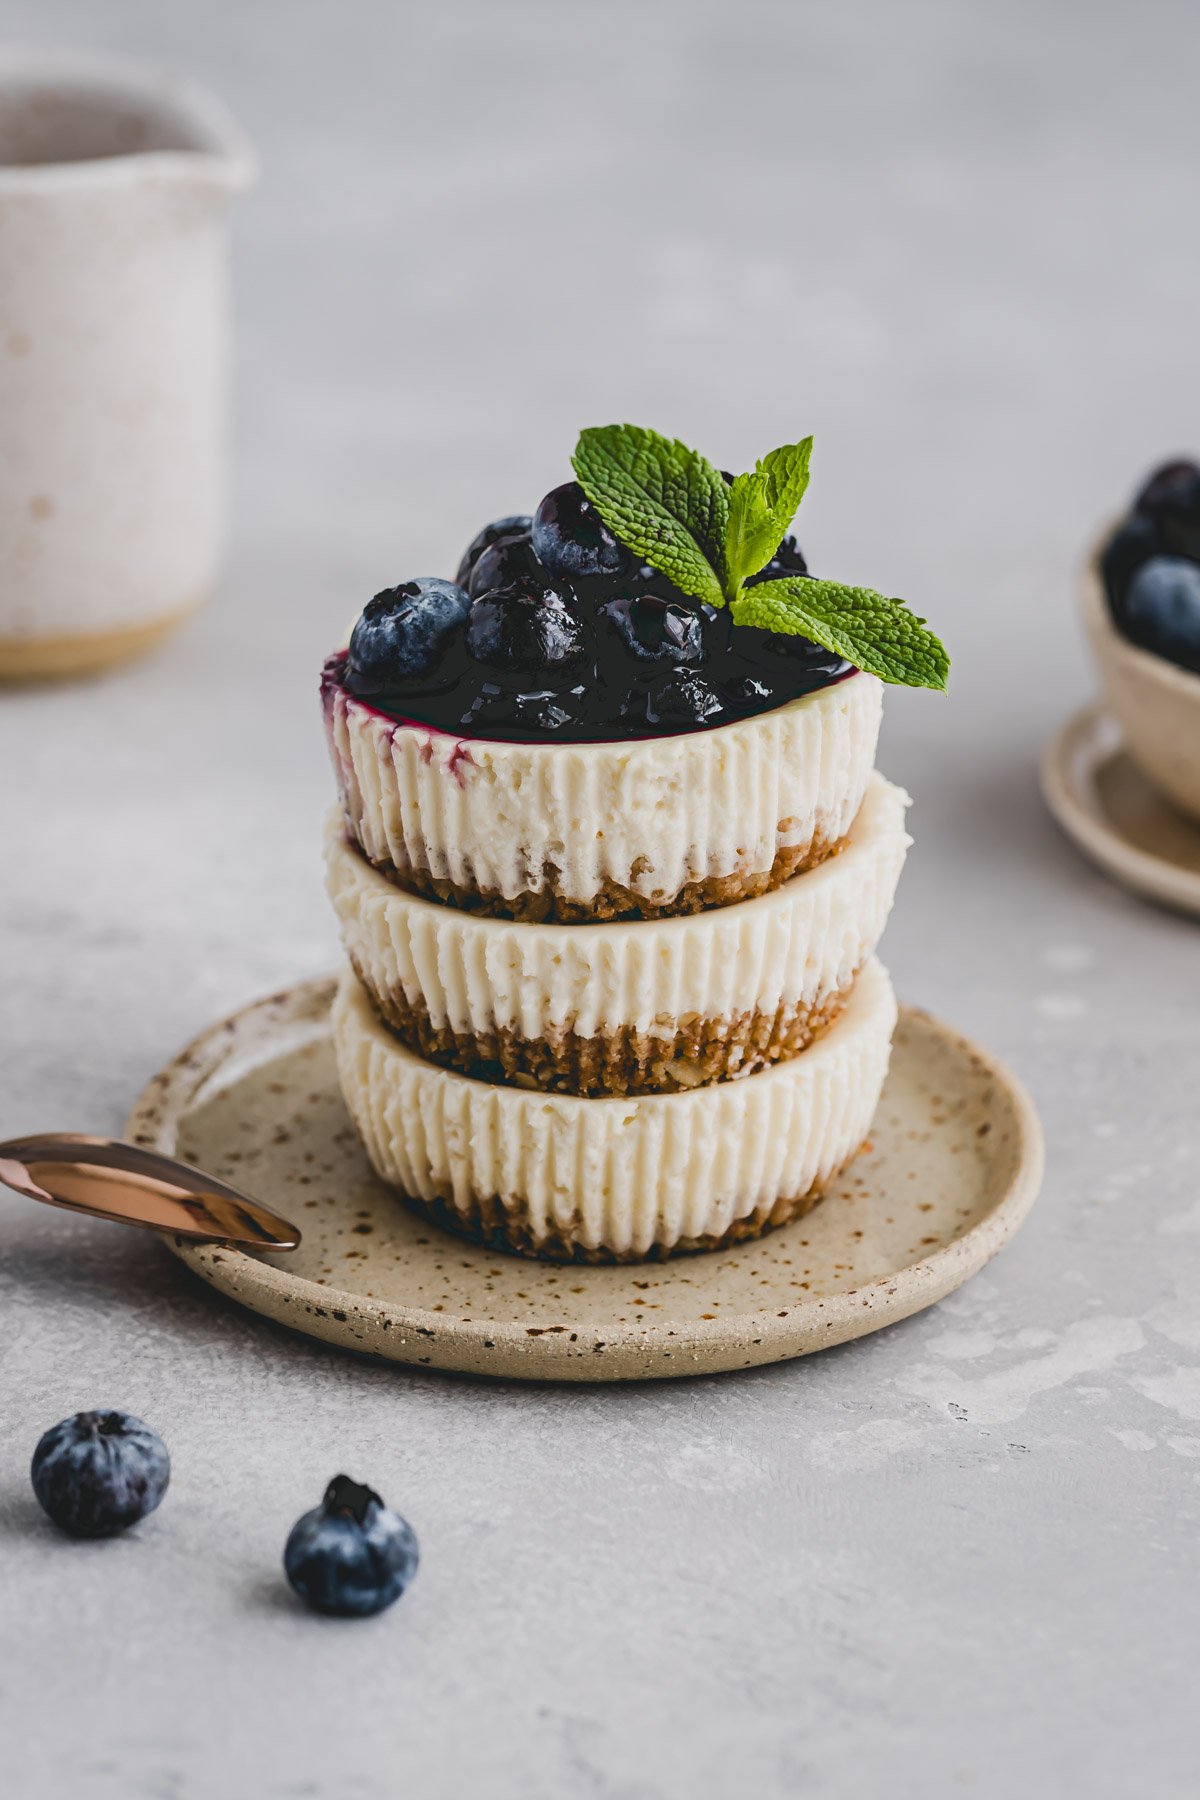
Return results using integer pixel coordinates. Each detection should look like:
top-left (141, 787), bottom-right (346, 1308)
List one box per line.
top-left (747, 533), bottom-right (809, 586)
top-left (532, 482), bottom-right (628, 580)
top-left (284, 1474), bottom-right (419, 1618)
top-left (466, 578), bottom-right (589, 676)
top-left (599, 593), bottom-right (705, 665)
top-left (348, 579), bottom-right (471, 690)
top-left (31, 1410), bottom-right (170, 1539)
top-left (1133, 460), bottom-right (1200, 560)
top-left (455, 515), bottom-right (532, 588)
top-left (1120, 555), bottom-right (1200, 675)
top-left (467, 529), bottom-right (542, 598)
top-left (1101, 514), bottom-right (1159, 614)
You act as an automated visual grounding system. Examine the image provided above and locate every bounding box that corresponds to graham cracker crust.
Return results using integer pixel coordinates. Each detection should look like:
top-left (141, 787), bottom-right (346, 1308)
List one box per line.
top-left (352, 960), bottom-right (853, 1096)
top-left (389, 1178), bottom-right (837, 1264)
top-left (360, 828), bottom-right (846, 923)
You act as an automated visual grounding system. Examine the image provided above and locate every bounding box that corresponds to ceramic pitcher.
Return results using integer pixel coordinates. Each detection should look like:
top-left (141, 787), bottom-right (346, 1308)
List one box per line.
top-left (0, 49), bottom-right (255, 679)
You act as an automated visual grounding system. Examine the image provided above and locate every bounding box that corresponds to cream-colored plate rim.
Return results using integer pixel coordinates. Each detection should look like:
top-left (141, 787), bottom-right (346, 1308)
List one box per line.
top-left (1040, 702), bottom-right (1200, 919)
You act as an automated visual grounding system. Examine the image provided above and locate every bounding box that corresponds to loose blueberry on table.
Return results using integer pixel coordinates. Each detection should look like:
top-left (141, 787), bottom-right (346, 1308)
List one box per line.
top-left (332, 424), bottom-right (949, 742)
top-left (1101, 457), bottom-right (1200, 676)
top-left (31, 1410), bottom-right (170, 1538)
top-left (284, 1474), bottom-right (420, 1617)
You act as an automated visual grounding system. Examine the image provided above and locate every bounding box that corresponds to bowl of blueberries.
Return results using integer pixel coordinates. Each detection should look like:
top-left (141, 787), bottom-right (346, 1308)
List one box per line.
top-left (1092, 459), bottom-right (1200, 824)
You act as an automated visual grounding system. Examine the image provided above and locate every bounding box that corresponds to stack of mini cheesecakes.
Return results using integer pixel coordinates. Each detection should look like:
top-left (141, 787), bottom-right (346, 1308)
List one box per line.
top-left (323, 663), bottom-right (909, 1263)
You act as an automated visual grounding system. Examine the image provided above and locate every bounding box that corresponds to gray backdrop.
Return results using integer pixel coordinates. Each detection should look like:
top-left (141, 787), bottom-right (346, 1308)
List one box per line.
top-left (2, 3), bottom-right (1198, 1797)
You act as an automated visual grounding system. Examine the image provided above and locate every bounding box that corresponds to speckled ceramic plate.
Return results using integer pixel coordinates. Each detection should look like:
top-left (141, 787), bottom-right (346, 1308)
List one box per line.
top-left (128, 978), bottom-right (1043, 1382)
top-left (1041, 703), bottom-right (1200, 918)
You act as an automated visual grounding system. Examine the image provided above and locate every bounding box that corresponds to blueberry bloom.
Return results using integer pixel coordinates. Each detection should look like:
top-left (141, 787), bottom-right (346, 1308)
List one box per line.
top-left (31, 1410), bottom-right (170, 1538)
top-left (348, 578), bottom-right (471, 688)
top-left (1122, 555), bottom-right (1200, 675)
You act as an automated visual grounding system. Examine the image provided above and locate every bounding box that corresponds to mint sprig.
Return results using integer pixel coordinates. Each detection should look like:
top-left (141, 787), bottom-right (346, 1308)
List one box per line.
top-left (572, 425), bottom-right (728, 609)
top-left (725, 439), bottom-right (812, 595)
top-left (732, 577), bottom-right (949, 690)
top-left (572, 424), bottom-right (949, 691)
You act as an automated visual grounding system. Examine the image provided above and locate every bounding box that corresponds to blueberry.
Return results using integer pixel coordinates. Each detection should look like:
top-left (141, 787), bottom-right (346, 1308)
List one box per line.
top-left (31, 1410), bottom-right (169, 1538)
top-left (1120, 555), bottom-right (1200, 674)
top-left (284, 1474), bottom-right (419, 1618)
top-left (641, 667), bottom-right (726, 730)
top-left (455, 515), bottom-right (532, 589)
top-left (1100, 515), bottom-right (1159, 614)
top-left (1133, 460), bottom-right (1200, 560)
top-left (532, 482), bottom-right (628, 580)
top-left (349, 579), bottom-right (470, 690)
top-left (599, 593), bottom-right (705, 666)
top-left (466, 530), bottom-right (542, 599)
top-left (746, 533), bottom-right (809, 586)
top-left (466, 579), bottom-right (589, 676)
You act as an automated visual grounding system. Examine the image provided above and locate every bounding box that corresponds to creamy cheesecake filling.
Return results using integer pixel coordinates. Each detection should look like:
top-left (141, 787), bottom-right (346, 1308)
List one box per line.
top-left (325, 773), bottom-right (910, 1094)
top-left (332, 956), bottom-right (898, 1262)
top-left (323, 669), bottom-right (883, 921)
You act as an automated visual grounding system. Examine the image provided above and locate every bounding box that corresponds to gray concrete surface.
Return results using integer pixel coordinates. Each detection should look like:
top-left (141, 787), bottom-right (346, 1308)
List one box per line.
top-left (2, 2), bottom-right (1199, 1795)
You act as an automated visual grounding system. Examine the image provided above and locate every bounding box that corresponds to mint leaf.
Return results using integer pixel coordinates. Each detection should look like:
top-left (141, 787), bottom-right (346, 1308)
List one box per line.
top-left (724, 438), bottom-right (813, 593)
top-left (572, 425), bottom-right (728, 608)
top-left (571, 424), bottom-right (950, 691)
top-left (731, 577), bottom-right (950, 691)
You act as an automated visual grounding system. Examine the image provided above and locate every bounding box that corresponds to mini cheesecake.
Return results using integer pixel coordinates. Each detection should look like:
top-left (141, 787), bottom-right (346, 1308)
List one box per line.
top-left (319, 445), bottom-right (947, 1265)
top-left (323, 661), bottom-right (882, 922)
top-left (326, 771), bottom-right (910, 1095)
top-left (332, 955), bottom-right (897, 1262)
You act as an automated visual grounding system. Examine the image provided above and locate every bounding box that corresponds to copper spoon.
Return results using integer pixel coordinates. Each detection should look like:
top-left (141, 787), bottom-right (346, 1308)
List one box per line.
top-left (0, 1133), bottom-right (301, 1251)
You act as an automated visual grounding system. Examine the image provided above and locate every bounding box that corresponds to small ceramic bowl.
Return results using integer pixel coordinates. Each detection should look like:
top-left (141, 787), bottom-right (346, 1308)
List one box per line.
top-left (1083, 553), bottom-right (1200, 824)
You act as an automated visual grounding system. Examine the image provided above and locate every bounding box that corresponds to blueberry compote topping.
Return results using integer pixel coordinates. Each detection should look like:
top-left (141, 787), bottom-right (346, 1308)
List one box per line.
top-left (1102, 458), bottom-right (1200, 674)
top-left (599, 593), bottom-right (705, 665)
top-left (338, 493), bottom-right (852, 743)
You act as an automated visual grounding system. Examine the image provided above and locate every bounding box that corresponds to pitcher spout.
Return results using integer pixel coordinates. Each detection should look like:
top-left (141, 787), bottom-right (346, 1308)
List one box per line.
top-left (0, 47), bottom-right (257, 195)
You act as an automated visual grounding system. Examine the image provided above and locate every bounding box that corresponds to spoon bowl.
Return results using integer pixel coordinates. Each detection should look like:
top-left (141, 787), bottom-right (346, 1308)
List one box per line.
top-left (0, 1132), bottom-right (300, 1250)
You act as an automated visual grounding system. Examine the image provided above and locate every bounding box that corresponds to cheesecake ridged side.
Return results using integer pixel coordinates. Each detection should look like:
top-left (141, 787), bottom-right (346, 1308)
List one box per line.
top-left (323, 671), bottom-right (883, 921)
top-left (326, 772), bottom-right (910, 1095)
top-left (332, 956), bottom-right (898, 1262)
